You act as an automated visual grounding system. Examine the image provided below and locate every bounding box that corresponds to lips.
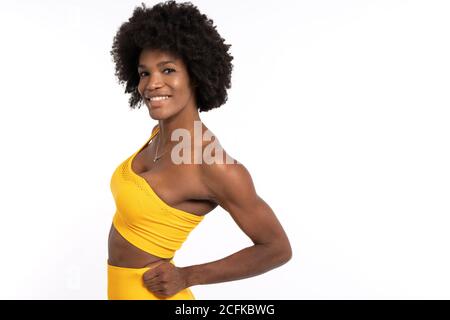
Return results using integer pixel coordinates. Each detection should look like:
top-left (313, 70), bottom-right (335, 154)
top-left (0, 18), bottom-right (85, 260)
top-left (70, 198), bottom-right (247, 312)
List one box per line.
top-left (148, 96), bottom-right (171, 107)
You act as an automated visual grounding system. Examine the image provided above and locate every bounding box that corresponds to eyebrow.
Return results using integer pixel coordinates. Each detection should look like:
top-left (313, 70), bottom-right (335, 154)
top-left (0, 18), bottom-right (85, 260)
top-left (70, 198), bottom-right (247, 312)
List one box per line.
top-left (137, 60), bottom-right (176, 69)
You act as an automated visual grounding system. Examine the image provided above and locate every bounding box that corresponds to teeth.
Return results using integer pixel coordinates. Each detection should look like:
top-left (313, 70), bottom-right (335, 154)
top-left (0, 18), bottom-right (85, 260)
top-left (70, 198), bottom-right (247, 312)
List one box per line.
top-left (149, 96), bottom-right (169, 101)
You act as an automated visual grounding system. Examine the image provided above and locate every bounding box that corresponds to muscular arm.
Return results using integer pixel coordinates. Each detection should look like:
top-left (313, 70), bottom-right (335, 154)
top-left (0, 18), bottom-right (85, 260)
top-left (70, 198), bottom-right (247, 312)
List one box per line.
top-left (180, 160), bottom-right (292, 287)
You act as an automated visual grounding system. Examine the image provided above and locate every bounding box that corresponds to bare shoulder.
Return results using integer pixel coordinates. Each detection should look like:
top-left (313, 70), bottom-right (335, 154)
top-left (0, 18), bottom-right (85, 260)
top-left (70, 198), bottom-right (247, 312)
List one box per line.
top-left (198, 131), bottom-right (257, 209)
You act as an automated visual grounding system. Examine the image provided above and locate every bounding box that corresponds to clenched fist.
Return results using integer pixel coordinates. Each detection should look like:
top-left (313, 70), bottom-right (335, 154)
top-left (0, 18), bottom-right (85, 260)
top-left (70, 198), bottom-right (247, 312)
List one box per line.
top-left (142, 261), bottom-right (189, 298)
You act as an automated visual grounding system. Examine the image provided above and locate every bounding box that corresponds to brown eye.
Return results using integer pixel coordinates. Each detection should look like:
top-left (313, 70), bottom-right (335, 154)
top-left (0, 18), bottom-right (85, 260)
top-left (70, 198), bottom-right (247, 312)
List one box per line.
top-left (163, 68), bottom-right (175, 74)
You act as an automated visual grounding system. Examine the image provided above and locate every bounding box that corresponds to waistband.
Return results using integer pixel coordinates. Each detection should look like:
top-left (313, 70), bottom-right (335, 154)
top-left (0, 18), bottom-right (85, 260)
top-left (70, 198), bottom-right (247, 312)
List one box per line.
top-left (107, 259), bottom-right (174, 271)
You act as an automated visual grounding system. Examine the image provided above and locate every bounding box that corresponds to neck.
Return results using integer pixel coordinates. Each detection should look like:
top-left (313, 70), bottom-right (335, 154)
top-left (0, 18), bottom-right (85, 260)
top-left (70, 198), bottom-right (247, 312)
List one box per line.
top-left (156, 102), bottom-right (202, 149)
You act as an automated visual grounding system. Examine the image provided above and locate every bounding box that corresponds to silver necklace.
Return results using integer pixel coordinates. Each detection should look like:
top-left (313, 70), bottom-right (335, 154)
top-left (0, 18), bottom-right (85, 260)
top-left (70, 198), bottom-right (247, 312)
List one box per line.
top-left (153, 133), bottom-right (169, 162)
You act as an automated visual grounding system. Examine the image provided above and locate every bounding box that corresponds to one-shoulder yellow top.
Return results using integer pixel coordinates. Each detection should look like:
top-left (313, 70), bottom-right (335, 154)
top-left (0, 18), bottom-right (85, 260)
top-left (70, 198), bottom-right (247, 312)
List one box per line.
top-left (110, 125), bottom-right (204, 259)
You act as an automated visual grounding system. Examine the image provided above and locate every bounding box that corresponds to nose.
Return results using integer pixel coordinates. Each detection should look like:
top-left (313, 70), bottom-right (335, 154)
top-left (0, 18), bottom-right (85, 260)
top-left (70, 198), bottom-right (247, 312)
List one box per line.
top-left (146, 72), bottom-right (164, 90)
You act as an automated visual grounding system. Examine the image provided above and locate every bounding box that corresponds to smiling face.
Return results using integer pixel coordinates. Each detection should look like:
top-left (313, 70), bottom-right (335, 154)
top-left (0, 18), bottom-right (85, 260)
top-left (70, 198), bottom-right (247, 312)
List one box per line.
top-left (137, 48), bottom-right (197, 120)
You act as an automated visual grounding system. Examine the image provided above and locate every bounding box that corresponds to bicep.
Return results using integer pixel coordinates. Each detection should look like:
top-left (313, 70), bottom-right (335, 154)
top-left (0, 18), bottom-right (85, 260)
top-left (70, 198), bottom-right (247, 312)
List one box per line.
top-left (207, 163), bottom-right (288, 246)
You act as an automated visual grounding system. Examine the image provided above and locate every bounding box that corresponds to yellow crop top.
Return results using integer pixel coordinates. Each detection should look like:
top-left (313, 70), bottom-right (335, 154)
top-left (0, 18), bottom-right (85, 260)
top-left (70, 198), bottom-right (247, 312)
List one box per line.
top-left (110, 125), bottom-right (204, 259)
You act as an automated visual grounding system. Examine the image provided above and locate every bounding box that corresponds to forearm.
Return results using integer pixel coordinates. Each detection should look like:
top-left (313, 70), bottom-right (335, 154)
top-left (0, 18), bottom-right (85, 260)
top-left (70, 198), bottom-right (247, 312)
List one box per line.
top-left (180, 244), bottom-right (290, 287)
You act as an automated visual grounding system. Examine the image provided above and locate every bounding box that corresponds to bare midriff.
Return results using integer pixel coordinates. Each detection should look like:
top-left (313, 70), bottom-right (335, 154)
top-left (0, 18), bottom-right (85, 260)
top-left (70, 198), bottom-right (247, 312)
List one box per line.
top-left (107, 223), bottom-right (172, 268)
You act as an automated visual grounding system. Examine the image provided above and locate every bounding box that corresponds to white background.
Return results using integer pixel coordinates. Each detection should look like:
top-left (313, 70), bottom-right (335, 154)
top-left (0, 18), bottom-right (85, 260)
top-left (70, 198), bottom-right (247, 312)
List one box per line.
top-left (0, 0), bottom-right (449, 299)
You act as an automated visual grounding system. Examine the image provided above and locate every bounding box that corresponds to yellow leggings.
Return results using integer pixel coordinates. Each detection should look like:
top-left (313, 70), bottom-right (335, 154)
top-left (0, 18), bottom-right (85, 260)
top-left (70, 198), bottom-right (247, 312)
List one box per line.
top-left (107, 261), bottom-right (196, 300)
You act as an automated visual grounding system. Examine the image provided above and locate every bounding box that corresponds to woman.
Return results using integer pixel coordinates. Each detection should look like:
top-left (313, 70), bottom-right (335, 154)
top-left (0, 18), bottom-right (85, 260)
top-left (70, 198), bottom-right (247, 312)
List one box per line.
top-left (107, 0), bottom-right (292, 300)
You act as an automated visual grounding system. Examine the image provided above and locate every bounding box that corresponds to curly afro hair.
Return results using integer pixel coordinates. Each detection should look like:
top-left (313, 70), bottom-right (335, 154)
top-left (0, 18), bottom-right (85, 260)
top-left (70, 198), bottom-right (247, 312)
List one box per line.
top-left (110, 1), bottom-right (234, 112)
